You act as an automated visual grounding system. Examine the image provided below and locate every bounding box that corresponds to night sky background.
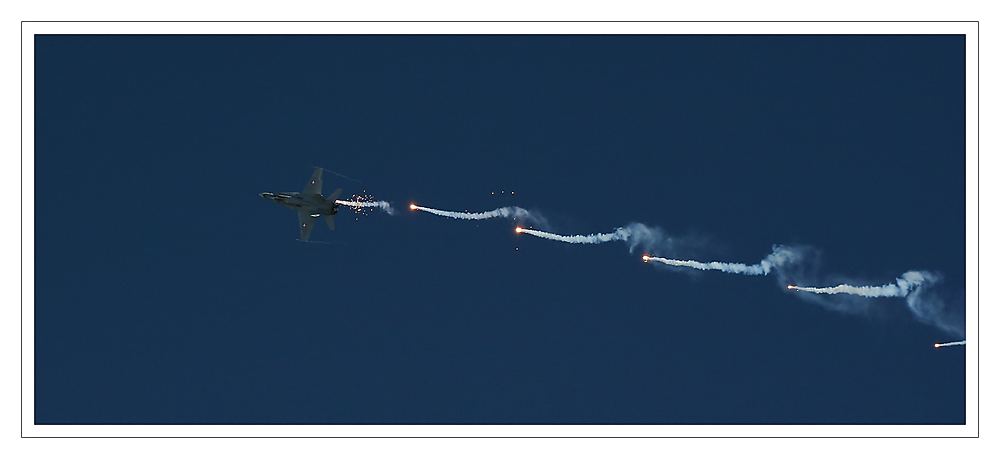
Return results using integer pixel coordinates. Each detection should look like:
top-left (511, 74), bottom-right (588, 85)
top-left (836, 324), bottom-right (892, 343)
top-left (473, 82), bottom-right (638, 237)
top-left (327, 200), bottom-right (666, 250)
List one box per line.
top-left (33, 35), bottom-right (966, 425)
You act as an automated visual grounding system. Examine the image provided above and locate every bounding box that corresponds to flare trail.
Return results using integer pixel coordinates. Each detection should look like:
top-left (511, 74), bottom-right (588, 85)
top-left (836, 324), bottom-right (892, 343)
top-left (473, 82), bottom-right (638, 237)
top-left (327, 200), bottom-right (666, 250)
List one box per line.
top-left (787, 271), bottom-right (932, 298)
top-left (410, 204), bottom-right (533, 221)
top-left (642, 246), bottom-right (799, 275)
top-left (516, 226), bottom-right (629, 244)
top-left (646, 256), bottom-right (767, 275)
top-left (407, 199), bottom-right (963, 339)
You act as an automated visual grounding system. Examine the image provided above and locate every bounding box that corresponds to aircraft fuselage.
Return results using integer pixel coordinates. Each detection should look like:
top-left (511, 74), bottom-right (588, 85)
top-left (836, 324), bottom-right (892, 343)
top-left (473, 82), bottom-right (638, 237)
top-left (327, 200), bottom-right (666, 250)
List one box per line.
top-left (260, 192), bottom-right (338, 215)
top-left (262, 167), bottom-right (343, 241)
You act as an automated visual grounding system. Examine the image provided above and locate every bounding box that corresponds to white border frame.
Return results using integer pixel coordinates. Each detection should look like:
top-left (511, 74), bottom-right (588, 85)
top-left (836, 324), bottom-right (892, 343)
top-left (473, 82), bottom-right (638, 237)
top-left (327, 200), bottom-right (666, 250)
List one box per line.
top-left (21, 21), bottom-right (979, 438)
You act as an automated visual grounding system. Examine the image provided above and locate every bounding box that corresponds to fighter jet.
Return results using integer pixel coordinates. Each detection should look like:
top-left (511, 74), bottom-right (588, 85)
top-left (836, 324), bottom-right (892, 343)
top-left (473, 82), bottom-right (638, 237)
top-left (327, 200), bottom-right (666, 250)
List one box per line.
top-left (260, 167), bottom-right (342, 242)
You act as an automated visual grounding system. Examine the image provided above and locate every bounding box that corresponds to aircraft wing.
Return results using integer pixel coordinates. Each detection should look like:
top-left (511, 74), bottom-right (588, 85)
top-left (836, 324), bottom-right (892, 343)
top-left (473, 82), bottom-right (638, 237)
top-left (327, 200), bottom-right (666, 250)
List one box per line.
top-left (302, 167), bottom-right (323, 196)
top-left (297, 210), bottom-right (317, 242)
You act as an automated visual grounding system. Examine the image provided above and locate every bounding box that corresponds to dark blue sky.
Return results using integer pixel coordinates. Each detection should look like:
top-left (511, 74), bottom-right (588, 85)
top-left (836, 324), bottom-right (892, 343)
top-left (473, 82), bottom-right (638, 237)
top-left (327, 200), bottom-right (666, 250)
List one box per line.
top-left (34, 35), bottom-right (966, 424)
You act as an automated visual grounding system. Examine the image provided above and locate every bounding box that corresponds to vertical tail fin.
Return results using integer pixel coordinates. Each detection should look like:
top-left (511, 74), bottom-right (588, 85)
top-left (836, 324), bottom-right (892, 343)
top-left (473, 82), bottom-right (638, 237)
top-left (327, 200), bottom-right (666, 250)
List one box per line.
top-left (327, 188), bottom-right (342, 202)
top-left (324, 215), bottom-right (335, 230)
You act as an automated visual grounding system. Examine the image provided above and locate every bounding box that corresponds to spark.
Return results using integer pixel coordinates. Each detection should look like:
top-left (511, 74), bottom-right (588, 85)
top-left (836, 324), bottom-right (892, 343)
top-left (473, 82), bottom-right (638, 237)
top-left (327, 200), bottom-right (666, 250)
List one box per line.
top-left (934, 340), bottom-right (966, 348)
top-left (335, 197), bottom-right (394, 215)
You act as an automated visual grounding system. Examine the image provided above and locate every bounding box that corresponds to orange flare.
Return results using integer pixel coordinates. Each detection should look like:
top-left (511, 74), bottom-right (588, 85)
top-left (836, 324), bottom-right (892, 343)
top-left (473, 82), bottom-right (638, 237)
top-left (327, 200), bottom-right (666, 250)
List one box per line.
top-left (642, 255), bottom-right (649, 262)
top-left (934, 343), bottom-right (941, 348)
top-left (409, 204), bottom-right (417, 210)
top-left (515, 227), bottom-right (523, 233)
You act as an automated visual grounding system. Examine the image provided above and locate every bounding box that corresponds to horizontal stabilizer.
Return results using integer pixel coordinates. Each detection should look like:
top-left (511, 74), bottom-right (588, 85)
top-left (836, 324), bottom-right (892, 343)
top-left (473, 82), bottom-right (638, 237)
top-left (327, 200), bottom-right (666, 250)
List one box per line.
top-left (327, 188), bottom-right (342, 202)
top-left (297, 210), bottom-right (317, 242)
top-left (324, 215), bottom-right (335, 231)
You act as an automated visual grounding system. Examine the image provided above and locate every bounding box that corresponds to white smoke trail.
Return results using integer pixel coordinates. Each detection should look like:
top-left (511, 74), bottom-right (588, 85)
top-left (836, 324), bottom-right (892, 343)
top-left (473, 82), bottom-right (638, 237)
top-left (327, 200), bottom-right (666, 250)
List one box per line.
top-left (512, 220), bottom-right (962, 337)
top-left (642, 246), bottom-right (798, 276)
top-left (934, 340), bottom-right (966, 347)
top-left (646, 256), bottom-right (767, 275)
top-left (643, 246), bottom-right (800, 276)
top-left (409, 204), bottom-right (552, 230)
top-left (516, 227), bottom-right (629, 244)
top-left (406, 199), bottom-right (965, 338)
top-left (787, 271), bottom-right (932, 298)
top-left (410, 204), bottom-right (533, 221)
top-left (336, 200), bottom-right (395, 215)
top-left (501, 210), bottom-right (964, 339)
top-left (512, 222), bottom-right (675, 256)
